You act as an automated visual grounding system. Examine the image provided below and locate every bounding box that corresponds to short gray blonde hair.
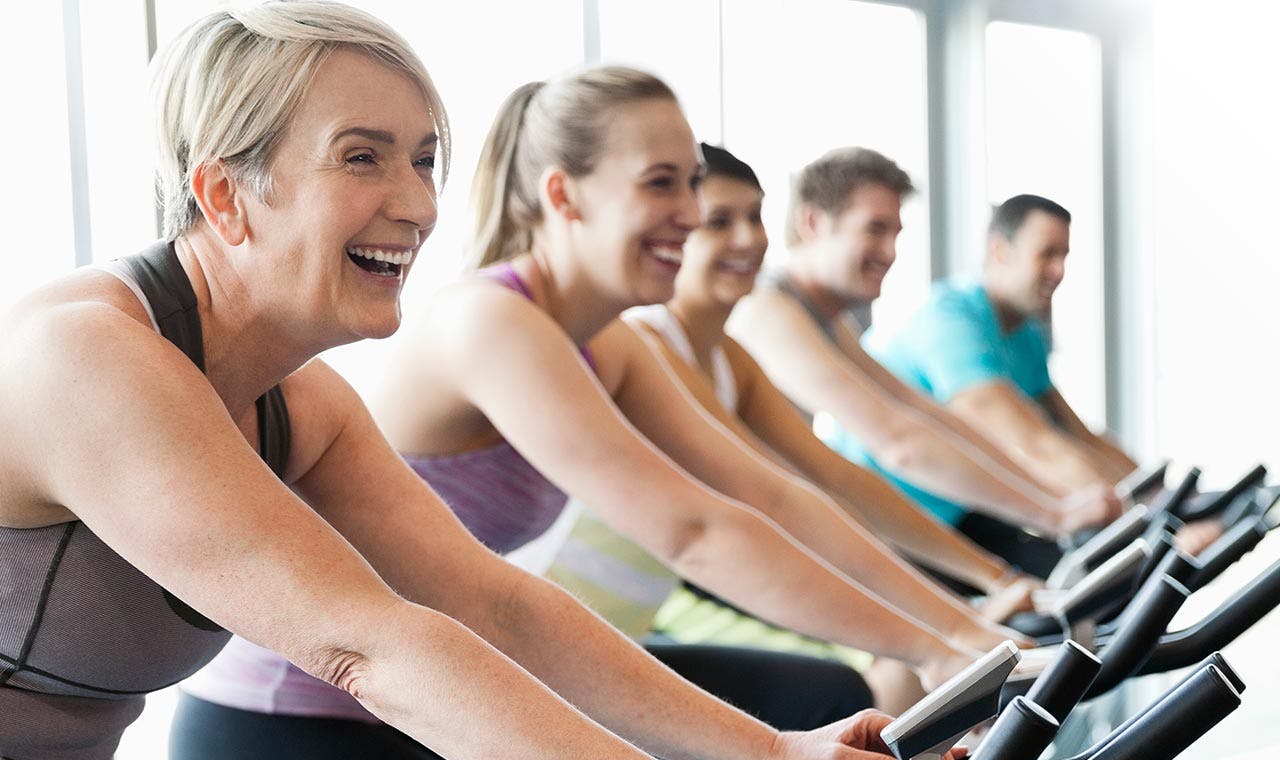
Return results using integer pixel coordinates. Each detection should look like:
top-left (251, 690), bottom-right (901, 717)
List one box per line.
top-left (151, 0), bottom-right (450, 238)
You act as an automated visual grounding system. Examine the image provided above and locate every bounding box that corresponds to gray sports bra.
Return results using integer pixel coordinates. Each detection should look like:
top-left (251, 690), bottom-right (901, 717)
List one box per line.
top-left (0, 241), bottom-right (291, 759)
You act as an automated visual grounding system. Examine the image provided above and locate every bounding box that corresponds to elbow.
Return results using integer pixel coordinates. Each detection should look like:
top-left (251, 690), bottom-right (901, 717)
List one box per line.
top-left (300, 644), bottom-right (376, 702)
top-left (660, 511), bottom-right (711, 570)
top-left (876, 426), bottom-right (925, 474)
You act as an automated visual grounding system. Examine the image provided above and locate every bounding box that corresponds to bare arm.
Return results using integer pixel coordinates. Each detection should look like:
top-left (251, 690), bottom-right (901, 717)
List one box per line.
top-left (729, 291), bottom-right (1071, 534)
top-left (12, 304), bottom-right (646, 760)
top-left (423, 286), bottom-right (970, 674)
top-left (949, 381), bottom-right (1117, 491)
top-left (844, 339), bottom-right (1072, 499)
top-left (1040, 388), bottom-right (1139, 482)
top-left (606, 322), bottom-right (1021, 647)
top-left (718, 337), bottom-right (1016, 594)
top-left (291, 361), bottom-right (783, 760)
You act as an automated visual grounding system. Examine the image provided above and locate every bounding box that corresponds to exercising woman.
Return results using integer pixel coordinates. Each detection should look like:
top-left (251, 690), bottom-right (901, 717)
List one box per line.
top-left (1, 4), bottom-right (957, 759)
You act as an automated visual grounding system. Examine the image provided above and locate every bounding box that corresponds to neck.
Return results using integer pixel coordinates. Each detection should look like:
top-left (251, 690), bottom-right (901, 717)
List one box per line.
top-left (785, 253), bottom-right (852, 322)
top-left (666, 293), bottom-right (733, 371)
top-left (515, 240), bottom-right (628, 345)
top-left (176, 232), bottom-right (329, 415)
top-left (983, 282), bottom-right (1025, 333)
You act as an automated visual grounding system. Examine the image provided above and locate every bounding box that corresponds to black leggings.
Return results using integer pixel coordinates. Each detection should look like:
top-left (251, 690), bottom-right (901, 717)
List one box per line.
top-left (170, 644), bottom-right (872, 758)
top-left (169, 695), bottom-right (443, 759)
top-left (647, 641), bottom-right (873, 729)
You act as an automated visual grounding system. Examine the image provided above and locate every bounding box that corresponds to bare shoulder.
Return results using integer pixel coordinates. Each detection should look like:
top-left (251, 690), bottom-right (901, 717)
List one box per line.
top-left (418, 276), bottom-right (565, 364)
top-left (0, 288), bottom-right (210, 527)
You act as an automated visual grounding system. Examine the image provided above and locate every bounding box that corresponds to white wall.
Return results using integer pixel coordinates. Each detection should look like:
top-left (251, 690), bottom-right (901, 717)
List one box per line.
top-left (1150, 1), bottom-right (1280, 486)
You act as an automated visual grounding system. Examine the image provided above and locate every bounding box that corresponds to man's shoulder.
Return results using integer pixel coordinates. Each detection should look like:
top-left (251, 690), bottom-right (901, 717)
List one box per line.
top-left (904, 279), bottom-right (991, 335)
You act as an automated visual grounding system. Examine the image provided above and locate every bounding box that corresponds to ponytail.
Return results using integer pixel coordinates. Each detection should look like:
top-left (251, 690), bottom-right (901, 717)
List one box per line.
top-left (467, 81), bottom-right (543, 268)
top-left (466, 66), bottom-right (677, 269)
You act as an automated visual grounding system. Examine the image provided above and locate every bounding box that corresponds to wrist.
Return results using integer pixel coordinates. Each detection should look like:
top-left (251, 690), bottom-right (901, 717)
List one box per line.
top-left (984, 565), bottom-right (1021, 595)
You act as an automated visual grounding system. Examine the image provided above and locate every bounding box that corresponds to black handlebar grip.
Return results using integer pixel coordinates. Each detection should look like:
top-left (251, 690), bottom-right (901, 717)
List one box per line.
top-left (970, 697), bottom-right (1059, 760)
top-left (1060, 652), bottom-right (1242, 760)
top-left (1087, 664), bottom-right (1241, 760)
top-left (1024, 640), bottom-right (1102, 724)
top-left (1140, 557), bottom-right (1280, 676)
top-left (1177, 464), bottom-right (1267, 522)
top-left (1149, 467), bottom-right (1200, 519)
top-left (1189, 515), bottom-right (1269, 590)
top-left (1087, 575), bottom-right (1190, 698)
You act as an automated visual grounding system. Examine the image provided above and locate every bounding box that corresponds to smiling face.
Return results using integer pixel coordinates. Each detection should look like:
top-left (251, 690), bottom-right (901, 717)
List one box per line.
top-left (805, 182), bottom-right (903, 302)
top-left (236, 48), bottom-right (438, 342)
top-left (561, 97), bottom-right (703, 307)
top-left (988, 209), bottom-right (1070, 317)
top-left (674, 175), bottom-right (767, 310)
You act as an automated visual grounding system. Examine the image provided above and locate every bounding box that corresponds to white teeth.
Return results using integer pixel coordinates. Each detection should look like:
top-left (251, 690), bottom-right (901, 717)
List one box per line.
top-left (650, 247), bottom-right (683, 265)
top-left (720, 260), bottom-right (757, 274)
top-left (347, 247), bottom-right (412, 265)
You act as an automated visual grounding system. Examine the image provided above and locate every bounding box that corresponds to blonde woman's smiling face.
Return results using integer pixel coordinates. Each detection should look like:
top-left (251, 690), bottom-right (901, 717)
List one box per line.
top-left (238, 48), bottom-right (440, 342)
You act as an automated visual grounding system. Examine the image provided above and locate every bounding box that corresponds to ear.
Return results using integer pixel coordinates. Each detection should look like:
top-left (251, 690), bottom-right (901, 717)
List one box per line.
top-left (190, 159), bottom-right (249, 245)
top-left (540, 166), bottom-right (582, 222)
top-left (793, 203), bottom-right (825, 243)
top-left (987, 232), bottom-right (1009, 264)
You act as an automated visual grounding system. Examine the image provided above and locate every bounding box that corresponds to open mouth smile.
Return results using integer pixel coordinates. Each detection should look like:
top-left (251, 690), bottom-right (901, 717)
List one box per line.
top-left (346, 246), bottom-right (413, 278)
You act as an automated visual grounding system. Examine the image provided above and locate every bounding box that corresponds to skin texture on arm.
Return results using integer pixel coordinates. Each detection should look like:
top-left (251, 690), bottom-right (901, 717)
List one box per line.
top-left (599, 320), bottom-right (1022, 647)
top-left (416, 283), bottom-right (970, 674)
top-left (1040, 388), bottom-right (1139, 482)
top-left (948, 380), bottom-right (1117, 490)
top-left (3, 302), bottom-right (648, 760)
top-left (290, 361), bottom-right (788, 760)
top-left (729, 289), bottom-right (1072, 535)
top-left (715, 335), bottom-right (1016, 594)
top-left (839, 334), bottom-right (1072, 499)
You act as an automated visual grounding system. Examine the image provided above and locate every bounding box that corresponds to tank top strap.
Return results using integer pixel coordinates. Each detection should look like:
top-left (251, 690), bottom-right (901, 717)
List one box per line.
top-left (119, 242), bottom-right (291, 478)
top-left (478, 262), bottom-right (598, 373)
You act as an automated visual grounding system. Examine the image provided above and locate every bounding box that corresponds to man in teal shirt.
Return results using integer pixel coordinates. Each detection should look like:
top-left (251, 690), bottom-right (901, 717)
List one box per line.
top-left (876, 195), bottom-right (1137, 502)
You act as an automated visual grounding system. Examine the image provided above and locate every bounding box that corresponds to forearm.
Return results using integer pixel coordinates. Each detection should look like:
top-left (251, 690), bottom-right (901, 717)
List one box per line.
top-left (868, 409), bottom-right (1063, 534)
top-left (921, 400), bottom-right (1072, 499)
top-left (670, 499), bottom-right (958, 666)
top-left (1011, 429), bottom-right (1115, 491)
top-left (817, 463), bottom-right (1011, 593)
top-left (763, 479), bottom-right (996, 637)
top-left (469, 569), bottom-right (777, 760)
top-left (341, 601), bottom-right (649, 759)
top-left (1080, 433), bottom-right (1139, 483)
top-left (684, 438), bottom-right (986, 638)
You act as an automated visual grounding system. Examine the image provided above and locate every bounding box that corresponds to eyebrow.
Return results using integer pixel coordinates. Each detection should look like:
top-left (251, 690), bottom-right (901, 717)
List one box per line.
top-left (331, 127), bottom-right (439, 150)
top-left (644, 162), bottom-right (703, 175)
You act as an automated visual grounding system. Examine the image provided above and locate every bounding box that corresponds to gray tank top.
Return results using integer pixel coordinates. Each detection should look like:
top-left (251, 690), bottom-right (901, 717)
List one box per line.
top-left (0, 241), bottom-right (291, 759)
top-left (758, 268), bottom-right (873, 338)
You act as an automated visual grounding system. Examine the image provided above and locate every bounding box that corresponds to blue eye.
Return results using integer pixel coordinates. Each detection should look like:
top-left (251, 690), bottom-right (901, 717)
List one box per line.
top-left (414, 154), bottom-right (436, 170)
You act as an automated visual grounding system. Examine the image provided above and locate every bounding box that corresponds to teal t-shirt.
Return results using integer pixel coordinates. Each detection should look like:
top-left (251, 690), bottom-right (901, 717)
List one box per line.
top-left (819, 280), bottom-right (1052, 526)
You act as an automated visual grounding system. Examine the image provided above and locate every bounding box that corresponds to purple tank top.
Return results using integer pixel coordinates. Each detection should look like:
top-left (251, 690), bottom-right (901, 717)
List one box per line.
top-left (405, 262), bottom-right (594, 554)
top-left (184, 262), bottom-right (600, 721)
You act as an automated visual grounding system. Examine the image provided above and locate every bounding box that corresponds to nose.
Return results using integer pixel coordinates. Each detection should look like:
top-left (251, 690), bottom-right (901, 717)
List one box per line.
top-left (1047, 258), bottom-right (1066, 283)
top-left (733, 221), bottom-right (767, 253)
top-left (880, 238), bottom-right (898, 268)
top-left (675, 183), bottom-right (703, 232)
top-left (386, 161), bottom-right (438, 235)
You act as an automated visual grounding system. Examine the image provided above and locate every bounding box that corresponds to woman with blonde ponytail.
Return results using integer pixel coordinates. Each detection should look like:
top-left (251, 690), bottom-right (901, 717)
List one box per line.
top-left (369, 66), bottom-right (1029, 719)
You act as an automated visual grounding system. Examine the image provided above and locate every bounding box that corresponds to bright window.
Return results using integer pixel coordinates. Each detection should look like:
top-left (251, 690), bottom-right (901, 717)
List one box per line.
top-left (721, 0), bottom-right (931, 338)
top-left (0, 4), bottom-right (77, 314)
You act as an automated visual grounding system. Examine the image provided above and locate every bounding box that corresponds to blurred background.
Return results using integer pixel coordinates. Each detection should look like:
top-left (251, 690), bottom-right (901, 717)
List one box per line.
top-left (3, 0), bottom-right (1278, 756)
